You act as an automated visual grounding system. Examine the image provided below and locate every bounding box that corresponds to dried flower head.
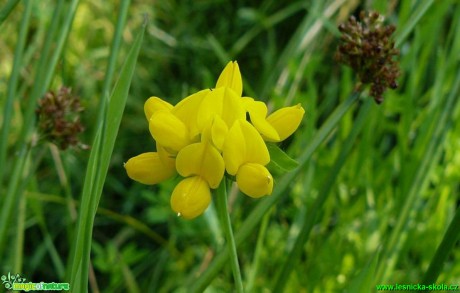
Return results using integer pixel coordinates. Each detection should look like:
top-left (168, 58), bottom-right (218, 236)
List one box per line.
top-left (335, 11), bottom-right (400, 104)
top-left (36, 87), bottom-right (87, 150)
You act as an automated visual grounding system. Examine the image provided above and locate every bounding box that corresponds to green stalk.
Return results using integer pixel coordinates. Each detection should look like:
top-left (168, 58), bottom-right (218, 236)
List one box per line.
top-left (394, 0), bottom-right (435, 47)
top-left (94, 0), bottom-right (131, 138)
top-left (0, 0), bottom-right (32, 261)
top-left (246, 210), bottom-right (270, 292)
top-left (0, 0), bottom-right (19, 25)
top-left (215, 179), bottom-right (244, 292)
top-left (68, 19), bottom-right (145, 291)
top-left (0, 0), bottom-right (32, 191)
top-left (273, 98), bottom-right (372, 291)
top-left (65, 0), bottom-right (131, 284)
top-left (0, 146), bottom-right (29, 261)
top-left (14, 186), bottom-right (26, 273)
top-left (190, 91), bottom-right (360, 292)
top-left (422, 206), bottom-right (460, 287)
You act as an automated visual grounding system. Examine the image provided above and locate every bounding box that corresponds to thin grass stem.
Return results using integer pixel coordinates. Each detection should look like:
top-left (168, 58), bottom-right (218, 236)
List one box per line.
top-left (0, 0), bottom-right (19, 25)
top-left (68, 19), bottom-right (145, 291)
top-left (0, 0), bottom-right (32, 191)
top-left (215, 179), bottom-right (244, 292)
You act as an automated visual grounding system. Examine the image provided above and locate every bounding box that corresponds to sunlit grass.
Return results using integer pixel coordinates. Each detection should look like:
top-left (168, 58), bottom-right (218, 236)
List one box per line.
top-left (1, 0), bottom-right (459, 292)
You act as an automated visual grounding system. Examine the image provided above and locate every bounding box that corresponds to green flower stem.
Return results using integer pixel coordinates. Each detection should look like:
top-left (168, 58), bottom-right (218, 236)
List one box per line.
top-left (422, 205), bottom-right (460, 287)
top-left (246, 210), bottom-right (271, 292)
top-left (215, 179), bottom-right (244, 293)
top-left (191, 91), bottom-right (360, 292)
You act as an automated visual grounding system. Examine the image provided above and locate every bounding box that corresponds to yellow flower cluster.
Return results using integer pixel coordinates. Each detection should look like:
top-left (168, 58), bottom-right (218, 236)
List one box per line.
top-left (125, 62), bottom-right (304, 219)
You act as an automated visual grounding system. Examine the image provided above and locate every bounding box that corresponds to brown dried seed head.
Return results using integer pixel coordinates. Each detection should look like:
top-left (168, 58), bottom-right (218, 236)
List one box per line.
top-left (36, 87), bottom-right (87, 150)
top-left (335, 11), bottom-right (400, 104)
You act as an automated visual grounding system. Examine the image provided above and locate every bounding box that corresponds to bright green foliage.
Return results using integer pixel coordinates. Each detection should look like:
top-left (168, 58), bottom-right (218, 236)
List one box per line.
top-left (1, 1), bottom-right (459, 292)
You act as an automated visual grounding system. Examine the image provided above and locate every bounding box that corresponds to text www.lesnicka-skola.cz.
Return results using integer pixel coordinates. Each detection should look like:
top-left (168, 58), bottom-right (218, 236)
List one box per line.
top-left (376, 283), bottom-right (459, 291)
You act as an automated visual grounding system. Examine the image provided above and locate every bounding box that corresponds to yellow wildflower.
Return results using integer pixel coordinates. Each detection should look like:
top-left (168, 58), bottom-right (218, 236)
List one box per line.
top-left (125, 61), bottom-right (304, 219)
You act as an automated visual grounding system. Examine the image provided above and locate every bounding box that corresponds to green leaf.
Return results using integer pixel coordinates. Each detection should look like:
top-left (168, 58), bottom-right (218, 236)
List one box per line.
top-left (266, 143), bottom-right (299, 173)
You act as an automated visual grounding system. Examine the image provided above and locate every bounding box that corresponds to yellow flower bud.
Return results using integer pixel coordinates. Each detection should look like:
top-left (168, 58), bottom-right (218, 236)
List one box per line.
top-left (149, 111), bottom-right (190, 153)
top-left (236, 163), bottom-right (273, 198)
top-left (216, 61), bottom-right (243, 96)
top-left (171, 176), bottom-right (211, 219)
top-left (124, 152), bottom-right (176, 185)
top-left (266, 104), bottom-right (305, 142)
top-left (176, 142), bottom-right (224, 188)
top-left (144, 97), bottom-right (173, 121)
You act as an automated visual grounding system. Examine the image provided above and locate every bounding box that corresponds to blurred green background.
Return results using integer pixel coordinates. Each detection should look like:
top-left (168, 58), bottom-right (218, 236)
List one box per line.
top-left (1, 0), bottom-right (459, 292)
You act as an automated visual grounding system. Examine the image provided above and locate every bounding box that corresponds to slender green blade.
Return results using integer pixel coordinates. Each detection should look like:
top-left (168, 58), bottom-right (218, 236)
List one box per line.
top-left (68, 19), bottom-right (146, 291)
top-left (0, 0), bottom-right (20, 25)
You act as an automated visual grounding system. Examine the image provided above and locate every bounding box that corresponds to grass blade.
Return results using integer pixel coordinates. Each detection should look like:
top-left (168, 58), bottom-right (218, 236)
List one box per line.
top-left (0, 0), bottom-right (19, 25)
top-left (0, 0), bottom-right (31, 183)
top-left (68, 18), bottom-right (146, 291)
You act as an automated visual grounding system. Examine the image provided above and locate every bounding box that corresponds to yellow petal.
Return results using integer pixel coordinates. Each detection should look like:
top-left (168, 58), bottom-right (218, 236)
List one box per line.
top-left (124, 152), bottom-right (175, 185)
top-left (223, 120), bottom-right (270, 175)
top-left (172, 89), bottom-right (210, 138)
top-left (223, 120), bottom-right (245, 175)
top-left (197, 87), bottom-right (245, 130)
top-left (176, 142), bottom-right (224, 188)
top-left (201, 115), bottom-right (228, 152)
top-left (244, 99), bottom-right (280, 141)
top-left (149, 111), bottom-right (189, 153)
top-left (210, 116), bottom-right (228, 151)
top-left (240, 119), bottom-right (270, 165)
top-left (216, 61), bottom-right (243, 96)
top-left (144, 97), bottom-right (173, 121)
top-left (221, 87), bottom-right (246, 126)
top-left (171, 176), bottom-right (211, 219)
top-left (266, 104), bottom-right (305, 142)
top-left (236, 163), bottom-right (273, 198)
